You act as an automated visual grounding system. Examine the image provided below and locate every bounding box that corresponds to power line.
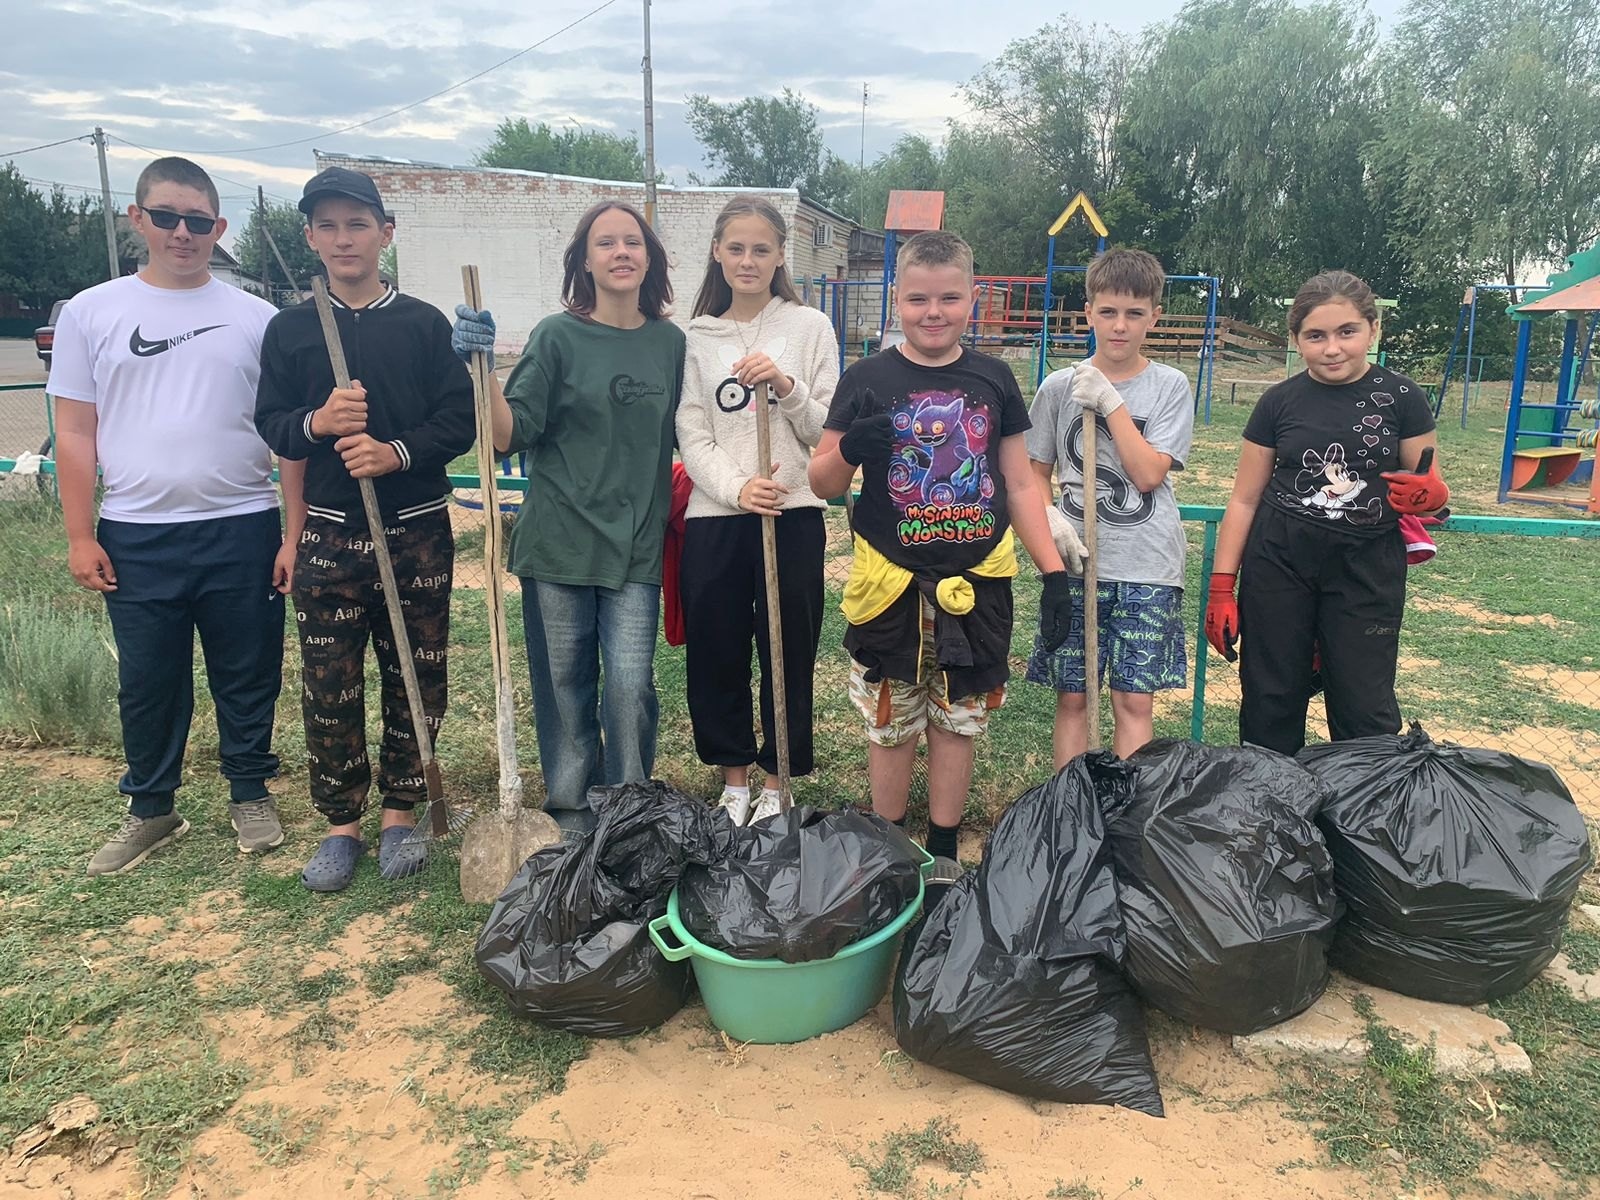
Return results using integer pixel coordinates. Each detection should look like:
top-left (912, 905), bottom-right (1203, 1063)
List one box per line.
top-left (103, 134), bottom-right (297, 205)
top-left (1, 134), bottom-right (91, 158)
top-left (24, 175), bottom-right (134, 198)
top-left (126, 0), bottom-right (620, 159)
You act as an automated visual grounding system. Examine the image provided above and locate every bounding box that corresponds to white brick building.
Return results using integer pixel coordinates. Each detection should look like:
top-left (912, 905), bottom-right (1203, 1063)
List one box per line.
top-left (313, 151), bottom-right (865, 352)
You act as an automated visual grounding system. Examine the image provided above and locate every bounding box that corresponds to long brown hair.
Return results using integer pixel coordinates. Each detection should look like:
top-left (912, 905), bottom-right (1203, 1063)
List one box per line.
top-left (1288, 270), bottom-right (1378, 336)
top-left (561, 201), bottom-right (672, 320)
top-left (691, 196), bottom-right (803, 318)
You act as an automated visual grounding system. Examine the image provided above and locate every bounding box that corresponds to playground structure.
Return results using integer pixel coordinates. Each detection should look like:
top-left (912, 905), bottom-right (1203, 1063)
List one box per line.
top-left (804, 189), bottom-right (1274, 423)
top-left (1498, 244), bottom-right (1600, 513)
top-left (1437, 283), bottom-right (1526, 427)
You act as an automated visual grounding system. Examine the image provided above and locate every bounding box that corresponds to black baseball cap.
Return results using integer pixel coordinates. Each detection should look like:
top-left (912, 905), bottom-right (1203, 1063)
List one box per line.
top-left (298, 167), bottom-right (387, 218)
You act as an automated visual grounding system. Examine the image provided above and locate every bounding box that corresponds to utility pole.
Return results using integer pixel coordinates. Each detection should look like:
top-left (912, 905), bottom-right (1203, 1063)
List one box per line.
top-left (858, 84), bottom-right (869, 225)
top-left (641, 0), bottom-right (658, 229)
top-left (93, 126), bottom-right (119, 280)
top-left (258, 186), bottom-right (271, 297)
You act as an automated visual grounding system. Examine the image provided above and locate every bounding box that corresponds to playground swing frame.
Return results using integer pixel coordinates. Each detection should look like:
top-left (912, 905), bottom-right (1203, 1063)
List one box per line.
top-left (1497, 248), bottom-right (1600, 514)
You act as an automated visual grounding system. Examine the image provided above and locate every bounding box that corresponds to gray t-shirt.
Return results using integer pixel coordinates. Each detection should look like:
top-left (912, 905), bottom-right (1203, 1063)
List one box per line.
top-left (1025, 362), bottom-right (1193, 588)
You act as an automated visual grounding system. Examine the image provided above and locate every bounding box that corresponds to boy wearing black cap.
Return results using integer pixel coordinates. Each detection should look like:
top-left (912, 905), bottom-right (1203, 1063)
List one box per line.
top-left (255, 167), bottom-right (475, 891)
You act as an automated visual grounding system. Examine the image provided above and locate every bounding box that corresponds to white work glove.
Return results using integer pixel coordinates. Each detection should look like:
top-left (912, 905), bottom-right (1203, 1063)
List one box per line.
top-left (1073, 363), bottom-right (1125, 417)
top-left (1046, 504), bottom-right (1086, 576)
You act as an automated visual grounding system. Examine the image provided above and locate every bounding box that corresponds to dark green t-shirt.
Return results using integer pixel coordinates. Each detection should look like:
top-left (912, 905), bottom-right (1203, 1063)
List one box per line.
top-left (503, 311), bottom-right (685, 587)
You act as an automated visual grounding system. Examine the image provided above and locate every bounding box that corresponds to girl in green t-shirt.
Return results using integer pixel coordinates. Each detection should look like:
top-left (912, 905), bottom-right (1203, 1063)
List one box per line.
top-left (454, 202), bottom-right (686, 831)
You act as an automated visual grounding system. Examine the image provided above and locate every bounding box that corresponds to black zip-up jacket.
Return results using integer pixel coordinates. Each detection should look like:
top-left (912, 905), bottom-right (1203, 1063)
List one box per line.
top-left (254, 288), bottom-right (475, 524)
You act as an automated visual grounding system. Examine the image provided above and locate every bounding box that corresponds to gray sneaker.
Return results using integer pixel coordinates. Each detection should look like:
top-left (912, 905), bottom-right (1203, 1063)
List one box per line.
top-left (230, 798), bottom-right (285, 853)
top-left (86, 812), bottom-right (190, 877)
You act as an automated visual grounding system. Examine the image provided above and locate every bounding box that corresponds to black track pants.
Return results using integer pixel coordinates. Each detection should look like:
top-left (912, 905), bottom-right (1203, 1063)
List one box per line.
top-left (680, 509), bottom-right (825, 776)
top-left (1237, 505), bottom-right (1406, 756)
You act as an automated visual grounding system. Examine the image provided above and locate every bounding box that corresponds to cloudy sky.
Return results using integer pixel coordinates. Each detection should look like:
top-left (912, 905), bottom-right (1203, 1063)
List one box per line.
top-left (6, 0), bottom-right (1405, 249)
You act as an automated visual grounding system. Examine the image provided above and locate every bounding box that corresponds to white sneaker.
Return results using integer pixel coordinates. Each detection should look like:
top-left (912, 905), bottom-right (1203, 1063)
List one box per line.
top-left (717, 787), bottom-right (753, 826)
top-left (751, 788), bottom-right (783, 824)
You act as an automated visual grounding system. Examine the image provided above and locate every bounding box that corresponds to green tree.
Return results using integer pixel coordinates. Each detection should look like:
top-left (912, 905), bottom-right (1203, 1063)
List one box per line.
top-left (960, 18), bottom-right (1138, 198)
top-left (232, 201), bottom-right (321, 289)
top-left (1374, 0), bottom-right (1600, 288)
top-left (474, 117), bottom-right (648, 180)
top-left (1123, 0), bottom-right (1384, 312)
top-left (685, 89), bottom-right (851, 208)
top-left (0, 166), bottom-right (111, 309)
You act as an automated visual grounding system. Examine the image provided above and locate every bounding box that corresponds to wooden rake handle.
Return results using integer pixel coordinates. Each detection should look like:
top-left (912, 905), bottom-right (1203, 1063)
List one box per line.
top-left (752, 384), bottom-right (792, 811)
top-left (1082, 408), bottom-right (1101, 752)
top-left (461, 266), bottom-right (523, 822)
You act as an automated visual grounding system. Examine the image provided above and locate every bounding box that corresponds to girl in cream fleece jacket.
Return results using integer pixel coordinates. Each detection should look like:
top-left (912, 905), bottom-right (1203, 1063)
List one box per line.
top-left (675, 197), bottom-right (841, 825)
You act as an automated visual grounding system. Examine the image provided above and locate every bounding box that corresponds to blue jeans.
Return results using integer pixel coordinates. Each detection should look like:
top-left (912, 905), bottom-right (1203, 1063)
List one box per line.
top-left (521, 579), bottom-right (660, 810)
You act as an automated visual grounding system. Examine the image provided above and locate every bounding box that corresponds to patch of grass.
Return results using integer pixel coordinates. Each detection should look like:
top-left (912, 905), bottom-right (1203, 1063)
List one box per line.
top-left (1280, 993), bottom-right (1489, 1186)
top-left (1491, 979), bottom-right (1600, 1178)
top-left (0, 595), bottom-right (122, 749)
top-left (851, 1117), bottom-right (986, 1196)
top-left (363, 948), bottom-right (440, 997)
top-left (293, 969), bottom-right (354, 1002)
top-left (1561, 925), bottom-right (1600, 976)
top-left (236, 1101), bottom-right (326, 1166)
top-left (1047, 1181), bottom-right (1101, 1199)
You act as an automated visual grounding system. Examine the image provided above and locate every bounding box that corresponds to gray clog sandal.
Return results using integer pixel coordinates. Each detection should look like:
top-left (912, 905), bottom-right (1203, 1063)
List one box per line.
top-left (301, 835), bottom-right (366, 892)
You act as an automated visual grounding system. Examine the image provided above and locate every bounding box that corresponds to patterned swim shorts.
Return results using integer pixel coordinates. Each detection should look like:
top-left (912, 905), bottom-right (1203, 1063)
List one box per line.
top-left (1026, 580), bottom-right (1187, 695)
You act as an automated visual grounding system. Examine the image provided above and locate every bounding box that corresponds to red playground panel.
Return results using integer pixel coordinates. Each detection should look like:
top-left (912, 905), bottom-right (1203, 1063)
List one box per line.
top-left (1510, 447), bottom-right (1583, 490)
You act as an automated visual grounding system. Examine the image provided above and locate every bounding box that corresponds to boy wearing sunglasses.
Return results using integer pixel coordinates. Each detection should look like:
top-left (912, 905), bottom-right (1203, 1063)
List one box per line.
top-left (51, 157), bottom-right (298, 876)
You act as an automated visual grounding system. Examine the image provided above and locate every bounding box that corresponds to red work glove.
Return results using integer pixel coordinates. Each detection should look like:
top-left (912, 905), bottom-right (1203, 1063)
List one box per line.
top-left (1204, 572), bottom-right (1239, 662)
top-left (1381, 447), bottom-right (1449, 515)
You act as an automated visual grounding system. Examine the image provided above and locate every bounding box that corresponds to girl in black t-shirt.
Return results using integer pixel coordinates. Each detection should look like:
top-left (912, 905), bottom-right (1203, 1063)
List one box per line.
top-left (1203, 271), bottom-right (1449, 754)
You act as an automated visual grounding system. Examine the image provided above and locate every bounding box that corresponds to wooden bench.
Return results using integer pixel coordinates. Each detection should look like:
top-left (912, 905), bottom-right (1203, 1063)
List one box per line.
top-left (1511, 447), bottom-right (1583, 490)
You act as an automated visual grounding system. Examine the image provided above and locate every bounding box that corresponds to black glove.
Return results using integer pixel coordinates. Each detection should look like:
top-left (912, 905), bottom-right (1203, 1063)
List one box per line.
top-left (839, 387), bottom-right (894, 466)
top-left (1039, 571), bottom-right (1074, 652)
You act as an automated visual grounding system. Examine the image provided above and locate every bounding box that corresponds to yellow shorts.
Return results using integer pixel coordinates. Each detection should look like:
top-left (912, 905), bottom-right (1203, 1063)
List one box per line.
top-left (846, 597), bottom-right (1004, 746)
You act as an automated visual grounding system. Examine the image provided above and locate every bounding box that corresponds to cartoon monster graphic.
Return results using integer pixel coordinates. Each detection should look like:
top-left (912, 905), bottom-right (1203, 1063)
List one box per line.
top-left (1295, 443), bottom-right (1381, 525)
top-left (898, 390), bottom-right (987, 504)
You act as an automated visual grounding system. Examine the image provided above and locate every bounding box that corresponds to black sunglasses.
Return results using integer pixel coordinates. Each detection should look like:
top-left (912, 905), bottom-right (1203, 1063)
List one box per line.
top-left (139, 206), bottom-right (218, 235)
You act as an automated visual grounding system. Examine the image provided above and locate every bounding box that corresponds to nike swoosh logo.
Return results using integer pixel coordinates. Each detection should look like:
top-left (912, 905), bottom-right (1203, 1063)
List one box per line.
top-left (129, 324), bottom-right (226, 357)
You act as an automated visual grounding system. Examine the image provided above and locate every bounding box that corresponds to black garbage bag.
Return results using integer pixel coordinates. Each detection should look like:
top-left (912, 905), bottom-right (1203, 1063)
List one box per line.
top-left (475, 780), bottom-right (738, 1037)
top-left (1109, 740), bottom-right (1340, 1034)
top-left (677, 808), bottom-right (923, 963)
top-left (893, 754), bottom-right (1164, 1115)
top-left (1299, 723), bottom-right (1592, 1005)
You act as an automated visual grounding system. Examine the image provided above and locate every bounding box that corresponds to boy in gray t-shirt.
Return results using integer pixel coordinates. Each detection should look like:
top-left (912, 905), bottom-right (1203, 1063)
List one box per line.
top-left (1025, 248), bottom-right (1194, 762)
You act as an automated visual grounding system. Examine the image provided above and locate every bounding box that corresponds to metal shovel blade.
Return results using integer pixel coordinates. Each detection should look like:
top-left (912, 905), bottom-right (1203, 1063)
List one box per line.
top-left (457, 806), bottom-right (563, 904)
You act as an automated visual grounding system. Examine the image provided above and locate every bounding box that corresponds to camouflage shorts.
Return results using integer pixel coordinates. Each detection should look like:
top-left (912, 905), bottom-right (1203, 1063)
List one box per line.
top-left (846, 597), bottom-right (1002, 746)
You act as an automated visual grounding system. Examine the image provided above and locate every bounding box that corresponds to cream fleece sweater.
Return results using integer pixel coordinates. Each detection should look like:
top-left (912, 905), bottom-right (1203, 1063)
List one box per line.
top-left (677, 296), bottom-right (840, 519)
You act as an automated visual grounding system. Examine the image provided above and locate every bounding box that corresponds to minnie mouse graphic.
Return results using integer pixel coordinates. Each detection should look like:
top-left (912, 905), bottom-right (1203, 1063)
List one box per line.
top-left (1296, 444), bottom-right (1381, 525)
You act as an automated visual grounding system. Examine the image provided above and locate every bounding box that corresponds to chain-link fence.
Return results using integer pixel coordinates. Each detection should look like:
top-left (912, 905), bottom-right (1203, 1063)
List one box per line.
top-left (0, 384), bottom-right (53, 501)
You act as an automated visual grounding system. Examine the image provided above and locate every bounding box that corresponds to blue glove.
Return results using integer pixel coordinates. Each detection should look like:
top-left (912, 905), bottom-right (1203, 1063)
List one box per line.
top-left (452, 304), bottom-right (495, 362)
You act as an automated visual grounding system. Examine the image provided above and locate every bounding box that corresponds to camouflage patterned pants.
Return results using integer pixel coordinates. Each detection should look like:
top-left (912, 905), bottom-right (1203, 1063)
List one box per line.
top-left (292, 510), bottom-right (453, 824)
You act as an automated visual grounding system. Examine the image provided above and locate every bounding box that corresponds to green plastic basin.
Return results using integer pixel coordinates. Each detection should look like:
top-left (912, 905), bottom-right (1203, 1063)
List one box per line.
top-left (647, 849), bottom-right (934, 1044)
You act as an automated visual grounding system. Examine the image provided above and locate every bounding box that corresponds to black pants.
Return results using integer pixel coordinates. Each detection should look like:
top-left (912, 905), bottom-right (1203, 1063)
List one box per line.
top-left (1238, 504), bottom-right (1406, 756)
top-left (292, 510), bottom-right (453, 825)
top-left (681, 509), bottom-right (825, 776)
top-left (99, 509), bottom-right (285, 817)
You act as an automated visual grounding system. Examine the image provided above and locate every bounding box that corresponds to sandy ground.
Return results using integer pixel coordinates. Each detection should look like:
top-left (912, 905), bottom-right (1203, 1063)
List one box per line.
top-left (14, 895), bottom-right (1573, 1200)
top-left (4, 748), bottom-right (1594, 1200)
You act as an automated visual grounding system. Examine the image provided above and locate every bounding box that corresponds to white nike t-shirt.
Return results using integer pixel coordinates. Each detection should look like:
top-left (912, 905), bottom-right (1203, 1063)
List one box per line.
top-left (48, 274), bottom-right (279, 523)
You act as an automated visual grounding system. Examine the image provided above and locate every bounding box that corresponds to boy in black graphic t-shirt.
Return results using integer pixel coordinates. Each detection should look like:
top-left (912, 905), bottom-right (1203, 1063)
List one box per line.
top-left (809, 231), bottom-right (1072, 878)
top-left (1205, 270), bottom-right (1447, 755)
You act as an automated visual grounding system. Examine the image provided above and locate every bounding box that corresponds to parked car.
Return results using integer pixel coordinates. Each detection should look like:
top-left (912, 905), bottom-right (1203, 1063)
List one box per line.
top-left (34, 299), bottom-right (67, 369)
